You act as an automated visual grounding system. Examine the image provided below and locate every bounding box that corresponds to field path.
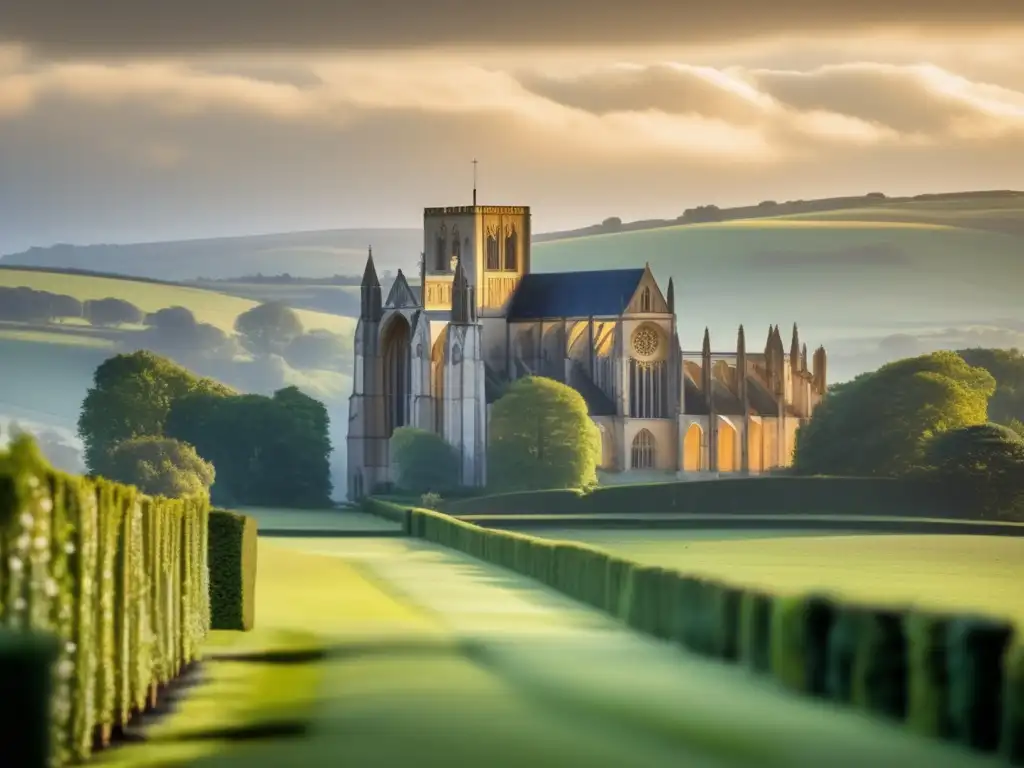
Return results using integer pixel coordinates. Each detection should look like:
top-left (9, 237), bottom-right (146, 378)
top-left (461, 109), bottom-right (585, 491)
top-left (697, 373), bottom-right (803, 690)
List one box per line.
top-left (260, 537), bottom-right (1002, 768)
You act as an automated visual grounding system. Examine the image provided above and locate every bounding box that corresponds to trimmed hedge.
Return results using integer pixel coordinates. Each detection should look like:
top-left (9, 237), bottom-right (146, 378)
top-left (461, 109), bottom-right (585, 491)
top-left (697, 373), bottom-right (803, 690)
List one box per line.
top-left (443, 476), bottom-right (965, 519)
top-left (0, 436), bottom-right (211, 766)
top-left (208, 508), bottom-right (258, 631)
top-left (395, 501), bottom-right (1024, 763)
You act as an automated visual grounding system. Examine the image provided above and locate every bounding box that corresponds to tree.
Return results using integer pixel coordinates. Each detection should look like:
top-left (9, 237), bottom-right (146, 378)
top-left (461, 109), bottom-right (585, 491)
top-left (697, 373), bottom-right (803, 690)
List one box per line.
top-left (1010, 418), bottom-right (1024, 438)
top-left (166, 385), bottom-right (333, 507)
top-left (391, 427), bottom-right (460, 493)
top-left (793, 351), bottom-right (995, 476)
top-left (487, 376), bottom-right (601, 492)
top-left (106, 437), bottom-right (215, 497)
top-left (957, 348), bottom-right (1024, 427)
top-left (77, 351), bottom-right (234, 475)
top-left (144, 305), bottom-right (197, 330)
top-left (924, 423), bottom-right (1024, 519)
top-left (283, 329), bottom-right (349, 370)
top-left (234, 301), bottom-right (304, 355)
top-left (84, 297), bottom-right (144, 327)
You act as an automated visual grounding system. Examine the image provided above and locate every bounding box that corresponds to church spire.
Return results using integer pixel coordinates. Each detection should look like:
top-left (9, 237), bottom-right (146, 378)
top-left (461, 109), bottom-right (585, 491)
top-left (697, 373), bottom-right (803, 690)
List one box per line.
top-left (737, 324), bottom-right (748, 410)
top-left (360, 246), bottom-right (382, 321)
top-left (801, 343), bottom-right (808, 373)
top-left (666, 277), bottom-right (675, 315)
top-left (702, 327), bottom-right (711, 357)
top-left (790, 323), bottom-right (801, 371)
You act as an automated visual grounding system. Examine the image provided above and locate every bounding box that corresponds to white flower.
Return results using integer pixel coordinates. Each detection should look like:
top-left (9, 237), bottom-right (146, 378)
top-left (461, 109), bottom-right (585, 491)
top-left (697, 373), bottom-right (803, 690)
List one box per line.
top-left (65, 641), bottom-right (76, 654)
top-left (64, 541), bottom-right (76, 555)
top-left (27, 475), bottom-right (39, 489)
top-left (44, 579), bottom-right (59, 598)
top-left (19, 512), bottom-right (33, 529)
top-left (39, 498), bottom-right (53, 514)
top-left (57, 659), bottom-right (75, 679)
top-left (14, 597), bottom-right (26, 611)
top-left (8, 556), bottom-right (23, 572)
top-left (34, 536), bottom-right (48, 552)
top-left (16, 533), bottom-right (30, 552)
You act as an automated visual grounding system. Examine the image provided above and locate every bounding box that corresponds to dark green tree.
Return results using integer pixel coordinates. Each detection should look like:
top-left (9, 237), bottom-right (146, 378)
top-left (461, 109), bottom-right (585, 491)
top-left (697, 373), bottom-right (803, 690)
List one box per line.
top-left (83, 297), bottom-right (144, 326)
top-left (77, 351), bottom-right (233, 475)
top-left (487, 376), bottom-right (601, 492)
top-left (391, 427), bottom-right (460, 493)
top-left (924, 423), bottom-right (1024, 519)
top-left (793, 351), bottom-right (995, 476)
top-left (234, 301), bottom-right (304, 355)
top-left (957, 347), bottom-right (1024, 427)
top-left (283, 329), bottom-right (349, 370)
top-left (106, 437), bottom-right (215, 497)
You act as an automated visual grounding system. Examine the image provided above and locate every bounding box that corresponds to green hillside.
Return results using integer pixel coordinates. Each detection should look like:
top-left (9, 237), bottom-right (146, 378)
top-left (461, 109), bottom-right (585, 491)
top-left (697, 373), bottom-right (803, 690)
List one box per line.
top-left (0, 268), bottom-right (355, 335)
top-left (533, 200), bottom-right (1024, 381)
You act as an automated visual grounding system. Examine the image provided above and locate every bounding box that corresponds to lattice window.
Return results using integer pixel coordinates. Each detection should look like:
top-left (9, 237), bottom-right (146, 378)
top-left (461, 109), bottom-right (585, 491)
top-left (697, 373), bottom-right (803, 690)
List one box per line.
top-left (631, 429), bottom-right (656, 469)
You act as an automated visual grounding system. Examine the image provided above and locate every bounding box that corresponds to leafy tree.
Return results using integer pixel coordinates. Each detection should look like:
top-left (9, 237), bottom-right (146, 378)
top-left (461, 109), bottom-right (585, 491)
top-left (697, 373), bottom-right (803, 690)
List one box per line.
top-left (1009, 418), bottom-right (1024, 438)
top-left (144, 305), bottom-right (197, 330)
top-left (166, 386), bottom-right (332, 507)
top-left (391, 427), bottom-right (460, 493)
top-left (487, 376), bottom-right (601, 492)
top-left (78, 351), bottom-right (234, 475)
top-left (106, 437), bottom-right (215, 497)
top-left (46, 293), bottom-right (84, 322)
top-left (283, 329), bottom-right (349, 370)
top-left (957, 347), bottom-right (1024, 426)
top-left (84, 297), bottom-right (144, 327)
top-left (794, 351), bottom-right (995, 476)
top-left (924, 423), bottom-right (1024, 519)
top-left (234, 301), bottom-right (304, 355)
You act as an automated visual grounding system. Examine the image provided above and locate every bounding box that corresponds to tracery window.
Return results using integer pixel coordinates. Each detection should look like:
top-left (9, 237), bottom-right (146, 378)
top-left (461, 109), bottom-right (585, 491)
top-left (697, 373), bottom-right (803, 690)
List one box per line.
top-left (640, 287), bottom-right (652, 312)
top-left (486, 225), bottom-right (500, 270)
top-left (503, 223), bottom-right (518, 270)
top-left (631, 429), bottom-right (656, 469)
top-left (435, 224), bottom-right (448, 271)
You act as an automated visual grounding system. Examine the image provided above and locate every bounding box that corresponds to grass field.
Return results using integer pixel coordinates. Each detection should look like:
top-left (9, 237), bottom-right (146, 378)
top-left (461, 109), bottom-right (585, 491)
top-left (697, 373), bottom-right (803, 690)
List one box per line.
top-left (527, 528), bottom-right (1024, 626)
top-left (101, 534), bottom-right (1001, 767)
top-left (0, 268), bottom-right (355, 336)
top-left (204, 282), bottom-right (361, 316)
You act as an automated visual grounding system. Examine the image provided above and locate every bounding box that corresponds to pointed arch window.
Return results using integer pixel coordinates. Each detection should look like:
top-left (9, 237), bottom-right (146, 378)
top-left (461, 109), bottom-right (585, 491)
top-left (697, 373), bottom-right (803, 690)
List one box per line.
top-left (631, 429), bottom-right (656, 470)
top-left (640, 287), bottom-right (652, 312)
top-left (486, 224), bottom-right (500, 270)
top-left (451, 226), bottom-right (461, 268)
top-left (503, 222), bottom-right (518, 271)
top-left (435, 224), bottom-right (448, 271)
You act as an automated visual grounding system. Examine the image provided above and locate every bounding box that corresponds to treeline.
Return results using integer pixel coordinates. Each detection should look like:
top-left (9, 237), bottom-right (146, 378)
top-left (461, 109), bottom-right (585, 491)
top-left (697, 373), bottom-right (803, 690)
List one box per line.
top-left (793, 348), bottom-right (1024, 518)
top-left (533, 189), bottom-right (1024, 242)
top-left (79, 351), bottom-right (334, 508)
top-left (0, 285), bottom-right (350, 373)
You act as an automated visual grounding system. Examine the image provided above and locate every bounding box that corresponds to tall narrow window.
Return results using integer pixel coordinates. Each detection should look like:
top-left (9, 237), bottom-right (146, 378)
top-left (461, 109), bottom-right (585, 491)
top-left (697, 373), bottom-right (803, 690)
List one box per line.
top-left (631, 429), bottom-right (656, 469)
top-left (486, 225), bottom-right (500, 270)
top-left (640, 287), bottom-right (652, 312)
top-left (435, 225), bottom-right (448, 271)
top-left (451, 226), bottom-right (461, 267)
top-left (503, 223), bottom-right (518, 271)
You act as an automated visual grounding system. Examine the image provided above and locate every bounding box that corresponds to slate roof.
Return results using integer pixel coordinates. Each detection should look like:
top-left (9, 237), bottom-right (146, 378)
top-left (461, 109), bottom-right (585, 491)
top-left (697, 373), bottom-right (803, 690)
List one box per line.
top-left (568, 363), bottom-right (617, 416)
top-left (507, 269), bottom-right (646, 320)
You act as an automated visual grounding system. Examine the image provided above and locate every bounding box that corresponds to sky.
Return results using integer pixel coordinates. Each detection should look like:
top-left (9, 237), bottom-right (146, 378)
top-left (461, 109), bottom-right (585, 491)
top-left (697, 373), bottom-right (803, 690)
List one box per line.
top-left (2, 3), bottom-right (1024, 252)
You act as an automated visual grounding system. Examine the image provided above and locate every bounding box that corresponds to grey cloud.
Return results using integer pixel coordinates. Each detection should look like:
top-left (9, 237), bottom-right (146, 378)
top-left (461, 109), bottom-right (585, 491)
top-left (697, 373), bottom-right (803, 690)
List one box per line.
top-left (3, 2), bottom-right (1024, 55)
top-left (753, 65), bottom-right (988, 134)
top-left (517, 65), bottom-right (765, 122)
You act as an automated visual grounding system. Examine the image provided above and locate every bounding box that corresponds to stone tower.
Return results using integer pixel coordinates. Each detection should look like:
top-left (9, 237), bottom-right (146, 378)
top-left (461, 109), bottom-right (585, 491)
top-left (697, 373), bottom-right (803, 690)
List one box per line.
top-left (346, 248), bottom-right (386, 497)
top-left (438, 256), bottom-right (488, 487)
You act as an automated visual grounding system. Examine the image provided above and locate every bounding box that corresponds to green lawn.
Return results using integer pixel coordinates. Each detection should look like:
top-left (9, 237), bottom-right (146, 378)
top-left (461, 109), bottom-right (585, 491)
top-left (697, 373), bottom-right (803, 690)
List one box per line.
top-left (101, 536), bottom-right (1006, 767)
top-left (0, 269), bottom-right (355, 336)
top-left (526, 529), bottom-right (1024, 626)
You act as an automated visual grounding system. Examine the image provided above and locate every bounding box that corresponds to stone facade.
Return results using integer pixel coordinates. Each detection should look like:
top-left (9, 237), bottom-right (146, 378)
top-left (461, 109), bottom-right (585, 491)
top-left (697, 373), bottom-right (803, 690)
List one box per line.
top-left (347, 203), bottom-right (827, 498)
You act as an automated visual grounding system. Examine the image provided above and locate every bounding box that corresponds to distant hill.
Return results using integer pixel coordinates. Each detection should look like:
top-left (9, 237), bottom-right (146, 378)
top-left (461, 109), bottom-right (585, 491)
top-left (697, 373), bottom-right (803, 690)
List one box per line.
top-left (5, 190), bottom-right (1023, 282)
top-left (1, 228), bottom-right (422, 282)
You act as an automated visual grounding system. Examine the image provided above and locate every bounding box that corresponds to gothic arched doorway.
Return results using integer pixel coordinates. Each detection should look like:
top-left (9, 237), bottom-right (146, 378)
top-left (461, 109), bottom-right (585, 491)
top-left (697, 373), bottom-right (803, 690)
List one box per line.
top-left (717, 416), bottom-right (737, 472)
top-left (382, 315), bottom-right (412, 437)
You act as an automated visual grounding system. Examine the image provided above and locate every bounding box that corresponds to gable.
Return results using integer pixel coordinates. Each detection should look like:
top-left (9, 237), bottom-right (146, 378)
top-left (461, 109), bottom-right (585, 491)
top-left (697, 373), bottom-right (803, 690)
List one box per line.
top-left (625, 267), bottom-right (669, 315)
top-left (507, 268), bottom-right (645, 320)
top-left (385, 271), bottom-right (418, 309)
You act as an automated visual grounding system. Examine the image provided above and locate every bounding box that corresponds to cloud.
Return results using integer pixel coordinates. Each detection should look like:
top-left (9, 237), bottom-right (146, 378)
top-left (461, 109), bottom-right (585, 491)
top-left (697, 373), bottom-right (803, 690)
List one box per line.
top-left (3, 2), bottom-right (1024, 54)
top-left (2, 48), bottom-right (1024, 251)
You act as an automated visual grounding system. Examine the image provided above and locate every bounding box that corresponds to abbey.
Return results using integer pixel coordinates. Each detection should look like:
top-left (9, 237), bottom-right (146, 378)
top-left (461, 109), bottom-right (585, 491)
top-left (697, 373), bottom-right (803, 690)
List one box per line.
top-left (347, 202), bottom-right (827, 498)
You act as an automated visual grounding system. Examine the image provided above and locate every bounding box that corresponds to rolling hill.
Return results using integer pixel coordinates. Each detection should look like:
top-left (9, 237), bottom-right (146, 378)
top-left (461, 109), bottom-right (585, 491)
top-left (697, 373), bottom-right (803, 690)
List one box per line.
top-left (2, 191), bottom-right (1022, 491)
